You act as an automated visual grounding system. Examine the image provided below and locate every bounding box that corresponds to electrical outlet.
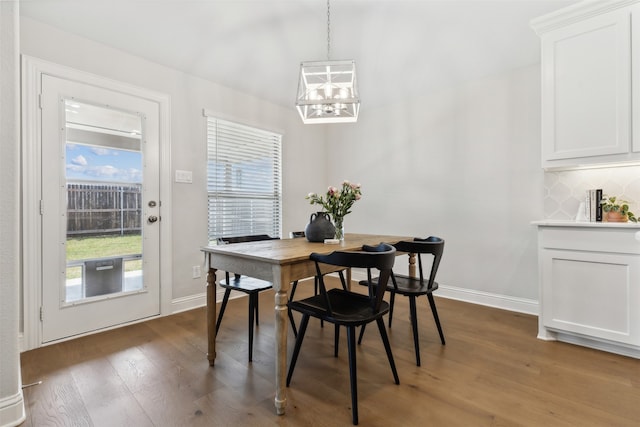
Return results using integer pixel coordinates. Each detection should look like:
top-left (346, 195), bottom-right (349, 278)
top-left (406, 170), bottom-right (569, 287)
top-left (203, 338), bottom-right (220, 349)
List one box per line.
top-left (192, 265), bottom-right (201, 279)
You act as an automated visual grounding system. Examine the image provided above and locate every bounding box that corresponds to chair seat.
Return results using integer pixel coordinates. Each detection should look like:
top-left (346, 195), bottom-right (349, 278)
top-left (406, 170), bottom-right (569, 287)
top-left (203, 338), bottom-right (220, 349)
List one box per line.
top-left (359, 274), bottom-right (439, 296)
top-left (219, 276), bottom-right (272, 294)
top-left (288, 288), bottom-right (390, 326)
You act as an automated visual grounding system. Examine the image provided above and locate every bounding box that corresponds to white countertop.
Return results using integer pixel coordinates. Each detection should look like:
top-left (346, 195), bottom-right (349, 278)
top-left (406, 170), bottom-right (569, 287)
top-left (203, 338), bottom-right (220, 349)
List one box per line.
top-left (532, 219), bottom-right (640, 228)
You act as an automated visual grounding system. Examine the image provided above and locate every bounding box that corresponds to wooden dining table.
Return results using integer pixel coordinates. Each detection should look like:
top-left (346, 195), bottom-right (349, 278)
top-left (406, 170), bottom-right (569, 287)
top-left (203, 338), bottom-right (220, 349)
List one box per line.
top-left (201, 233), bottom-right (415, 415)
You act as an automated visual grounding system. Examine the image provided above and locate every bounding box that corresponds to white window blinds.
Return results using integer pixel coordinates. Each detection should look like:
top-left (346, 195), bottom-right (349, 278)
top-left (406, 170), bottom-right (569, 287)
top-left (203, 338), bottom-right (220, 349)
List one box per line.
top-left (206, 116), bottom-right (282, 242)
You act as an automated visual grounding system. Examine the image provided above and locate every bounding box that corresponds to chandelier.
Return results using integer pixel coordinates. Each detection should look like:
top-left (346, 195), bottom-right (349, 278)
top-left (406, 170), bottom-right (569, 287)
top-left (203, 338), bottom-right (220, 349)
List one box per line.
top-left (296, 0), bottom-right (360, 124)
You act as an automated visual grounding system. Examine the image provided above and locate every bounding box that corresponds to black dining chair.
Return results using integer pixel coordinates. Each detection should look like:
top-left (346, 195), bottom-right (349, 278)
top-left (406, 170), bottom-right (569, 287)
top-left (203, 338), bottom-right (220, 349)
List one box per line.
top-left (215, 234), bottom-right (279, 362)
top-left (287, 232), bottom-right (348, 340)
top-left (357, 236), bottom-right (445, 366)
top-left (287, 243), bottom-right (399, 425)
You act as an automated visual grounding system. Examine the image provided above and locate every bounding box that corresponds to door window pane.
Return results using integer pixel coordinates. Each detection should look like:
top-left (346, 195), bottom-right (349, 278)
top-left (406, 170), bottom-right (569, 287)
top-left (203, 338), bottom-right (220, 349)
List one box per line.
top-left (64, 100), bottom-right (144, 303)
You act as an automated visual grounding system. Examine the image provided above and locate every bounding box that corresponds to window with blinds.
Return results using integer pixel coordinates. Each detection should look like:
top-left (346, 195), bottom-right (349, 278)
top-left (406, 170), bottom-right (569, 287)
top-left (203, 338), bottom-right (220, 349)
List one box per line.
top-left (206, 115), bottom-right (282, 243)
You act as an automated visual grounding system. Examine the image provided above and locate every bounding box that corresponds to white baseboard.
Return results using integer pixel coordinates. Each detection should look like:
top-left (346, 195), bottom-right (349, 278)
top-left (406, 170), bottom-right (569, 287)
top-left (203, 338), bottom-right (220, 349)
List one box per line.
top-left (170, 288), bottom-right (238, 314)
top-left (0, 388), bottom-right (25, 427)
top-left (436, 285), bottom-right (538, 315)
top-left (350, 270), bottom-right (538, 316)
top-left (170, 292), bottom-right (207, 314)
top-left (549, 329), bottom-right (640, 359)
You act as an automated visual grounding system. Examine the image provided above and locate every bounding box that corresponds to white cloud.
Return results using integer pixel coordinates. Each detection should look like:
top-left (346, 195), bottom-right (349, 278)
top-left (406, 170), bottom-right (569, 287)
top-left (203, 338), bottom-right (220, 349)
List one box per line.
top-left (71, 155), bottom-right (87, 166)
top-left (66, 163), bottom-right (85, 172)
top-left (94, 165), bottom-right (119, 177)
top-left (126, 168), bottom-right (143, 181)
top-left (91, 147), bottom-right (110, 156)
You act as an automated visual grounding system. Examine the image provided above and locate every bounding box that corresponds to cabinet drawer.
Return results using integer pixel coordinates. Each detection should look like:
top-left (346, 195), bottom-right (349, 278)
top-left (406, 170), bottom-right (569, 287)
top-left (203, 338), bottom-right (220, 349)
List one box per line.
top-left (540, 227), bottom-right (640, 254)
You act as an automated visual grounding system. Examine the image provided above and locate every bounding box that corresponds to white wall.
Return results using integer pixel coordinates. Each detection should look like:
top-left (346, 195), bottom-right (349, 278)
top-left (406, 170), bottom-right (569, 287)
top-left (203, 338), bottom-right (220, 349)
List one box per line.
top-left (0, 2), bottom-right (26, 426)
top-left (20, 15), bottom-right (545, 322)
top-left (326, 65), bottom-right (544, 305)
top-left (20, 16), bottom-right (327, 303)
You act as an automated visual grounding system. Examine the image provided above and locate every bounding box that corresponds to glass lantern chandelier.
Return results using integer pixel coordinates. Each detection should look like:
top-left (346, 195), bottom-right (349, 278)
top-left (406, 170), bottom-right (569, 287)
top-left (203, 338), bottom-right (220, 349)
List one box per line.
top-left (296, 0), bottom-right (360, 124)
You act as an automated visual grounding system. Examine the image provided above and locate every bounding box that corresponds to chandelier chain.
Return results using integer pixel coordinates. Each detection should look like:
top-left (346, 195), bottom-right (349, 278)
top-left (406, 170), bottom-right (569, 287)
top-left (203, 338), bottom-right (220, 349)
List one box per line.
top-left (326, 0), bottom-right (331, 60)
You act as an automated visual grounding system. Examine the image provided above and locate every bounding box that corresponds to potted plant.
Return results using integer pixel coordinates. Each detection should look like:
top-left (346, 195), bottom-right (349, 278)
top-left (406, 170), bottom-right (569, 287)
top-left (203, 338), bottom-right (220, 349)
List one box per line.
top-left (600, 196), bottom-right (638, 222)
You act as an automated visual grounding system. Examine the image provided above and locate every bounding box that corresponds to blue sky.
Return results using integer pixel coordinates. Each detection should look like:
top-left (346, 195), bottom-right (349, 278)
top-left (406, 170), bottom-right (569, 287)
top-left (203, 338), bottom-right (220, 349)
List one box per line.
top-left (66, 143), bottom-right (142, 183)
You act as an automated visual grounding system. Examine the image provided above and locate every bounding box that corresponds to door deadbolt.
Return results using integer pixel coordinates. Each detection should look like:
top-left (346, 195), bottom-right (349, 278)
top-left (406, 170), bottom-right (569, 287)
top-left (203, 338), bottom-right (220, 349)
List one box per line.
top-left (148, 201), bottom-right (157, 207)
top-left (148, 215), bottom-right (159, 223)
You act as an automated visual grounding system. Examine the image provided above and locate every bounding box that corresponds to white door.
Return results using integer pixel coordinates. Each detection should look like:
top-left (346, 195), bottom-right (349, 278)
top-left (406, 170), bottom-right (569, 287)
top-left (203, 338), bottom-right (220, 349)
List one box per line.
top-left (40, 74), bottom-right (161, 342)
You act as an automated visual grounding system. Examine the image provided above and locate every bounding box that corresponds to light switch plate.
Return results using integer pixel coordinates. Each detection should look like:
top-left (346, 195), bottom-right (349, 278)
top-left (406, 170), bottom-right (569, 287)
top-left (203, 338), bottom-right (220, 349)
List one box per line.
top-left (175, 170), bottom-right (193, 183)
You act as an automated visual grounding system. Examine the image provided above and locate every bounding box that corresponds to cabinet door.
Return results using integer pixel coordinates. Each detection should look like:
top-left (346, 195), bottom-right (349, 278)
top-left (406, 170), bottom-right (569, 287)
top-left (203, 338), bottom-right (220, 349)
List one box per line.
top-left (541, 10), bottom-right (631, 167)
top-left (541, 249), bottom-right (640, 346)
top-left (632, 8), bottom-right (640, 153)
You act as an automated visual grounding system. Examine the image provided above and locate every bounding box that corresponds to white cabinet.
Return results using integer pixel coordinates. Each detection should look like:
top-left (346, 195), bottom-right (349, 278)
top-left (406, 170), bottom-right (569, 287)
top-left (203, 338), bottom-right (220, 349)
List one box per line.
top-left (532, 1), bottom-right (640, 169)
top-left (537, 223), bottom-right (640, 358)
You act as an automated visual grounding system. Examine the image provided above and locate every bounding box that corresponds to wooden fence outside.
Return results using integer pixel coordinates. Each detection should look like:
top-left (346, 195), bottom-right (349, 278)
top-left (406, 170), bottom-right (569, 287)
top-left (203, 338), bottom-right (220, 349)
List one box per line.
top-left (66, 182), bottom-right (142, 236)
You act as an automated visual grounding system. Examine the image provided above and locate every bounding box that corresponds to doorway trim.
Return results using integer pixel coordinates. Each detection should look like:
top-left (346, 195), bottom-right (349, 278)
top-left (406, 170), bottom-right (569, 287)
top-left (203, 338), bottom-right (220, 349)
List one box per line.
top-left (21, 55), bottom-right (172, 351)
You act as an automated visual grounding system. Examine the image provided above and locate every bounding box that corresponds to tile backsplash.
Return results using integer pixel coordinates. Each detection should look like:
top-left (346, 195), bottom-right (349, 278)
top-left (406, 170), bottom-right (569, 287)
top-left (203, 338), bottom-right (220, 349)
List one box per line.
top-left (544, 165), bottom-right (640, 220)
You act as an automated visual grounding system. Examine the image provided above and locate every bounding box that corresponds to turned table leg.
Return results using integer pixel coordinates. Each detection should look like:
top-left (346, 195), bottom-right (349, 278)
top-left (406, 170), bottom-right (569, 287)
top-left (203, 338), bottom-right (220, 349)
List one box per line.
top-left (273, 267), bottom-right (290, 415)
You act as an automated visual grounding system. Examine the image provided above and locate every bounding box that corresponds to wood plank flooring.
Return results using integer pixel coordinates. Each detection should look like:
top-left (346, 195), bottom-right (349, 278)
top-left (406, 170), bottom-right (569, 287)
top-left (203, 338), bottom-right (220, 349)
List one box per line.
top-left (20, 278), bottom-right (640, 426)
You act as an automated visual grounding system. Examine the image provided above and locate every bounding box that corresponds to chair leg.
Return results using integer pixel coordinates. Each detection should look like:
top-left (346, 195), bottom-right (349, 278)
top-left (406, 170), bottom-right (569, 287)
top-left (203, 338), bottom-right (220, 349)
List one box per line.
top-left (334, 324), bottom-right (340, 357)
top-left (409, 295), bottom-right (420, 366)
top-left (287, 314), bottom-right (310, 386)
top-left (315, 277), bottom-right (324, 328)
top-left (388, 292), bottom-right (395, 328)
top-left (254, 292), bottom-right (259, 326)
top-left (376, 318), bottom-right (400, 385)
top-left (357, 324), bottom-right (366, 344)
top-left (248, 293), bottom-right (256, 362)
top-left (287, 307), bottom-right (298, 338)
top-left (288, 281), bottom-right (299, 337)
top-left (427, 293), bottom-right (446, 345)
top-left (215, 289), bottom-right (232, 335)
top-left (346, 326), bottom-right (359, 425)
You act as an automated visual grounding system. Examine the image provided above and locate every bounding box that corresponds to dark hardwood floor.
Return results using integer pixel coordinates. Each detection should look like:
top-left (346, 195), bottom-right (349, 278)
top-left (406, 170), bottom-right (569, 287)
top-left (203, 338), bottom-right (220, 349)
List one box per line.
top-left (20, 278), bottom-right (640, 426)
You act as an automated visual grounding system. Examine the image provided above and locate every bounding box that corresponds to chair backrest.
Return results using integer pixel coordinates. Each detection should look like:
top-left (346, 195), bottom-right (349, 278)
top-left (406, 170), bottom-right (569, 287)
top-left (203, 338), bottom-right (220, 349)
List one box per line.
top-left (218, 235), bottom-right (279, 280)
top-left (393, 236), bottom-right (444, 289)
top-left (218, 234), bottom-right (278, 245)
top-left (310, 243), bottom-right (396, 314)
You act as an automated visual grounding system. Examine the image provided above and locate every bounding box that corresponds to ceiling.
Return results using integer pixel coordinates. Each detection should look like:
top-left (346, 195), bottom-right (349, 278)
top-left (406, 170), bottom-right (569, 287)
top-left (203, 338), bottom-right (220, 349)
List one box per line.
top-left (20, 0), bottom-right (578, 109)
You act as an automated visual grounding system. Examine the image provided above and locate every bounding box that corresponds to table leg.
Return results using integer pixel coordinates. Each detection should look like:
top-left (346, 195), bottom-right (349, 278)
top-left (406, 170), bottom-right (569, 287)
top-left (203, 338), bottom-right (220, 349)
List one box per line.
top-left (206, 264), bottom-right (217, 366)
top-left (274, 270), bottom-right (289, 415)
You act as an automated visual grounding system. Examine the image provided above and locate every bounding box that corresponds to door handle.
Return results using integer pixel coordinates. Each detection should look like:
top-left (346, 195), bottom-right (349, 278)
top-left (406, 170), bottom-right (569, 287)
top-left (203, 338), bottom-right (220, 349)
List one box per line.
top-left (148, 215), bottom-right (159, 223)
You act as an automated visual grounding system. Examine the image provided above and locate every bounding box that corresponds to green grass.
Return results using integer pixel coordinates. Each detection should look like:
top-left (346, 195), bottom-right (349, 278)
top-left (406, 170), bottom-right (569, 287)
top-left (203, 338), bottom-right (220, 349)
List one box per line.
top-left (66, 235), bottom-right (142, 279)
top-left (66, 234), bottom-right (142, 260)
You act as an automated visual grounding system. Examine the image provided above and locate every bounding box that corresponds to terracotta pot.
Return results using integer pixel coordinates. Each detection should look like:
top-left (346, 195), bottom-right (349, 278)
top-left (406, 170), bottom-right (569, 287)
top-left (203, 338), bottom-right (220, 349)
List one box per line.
top-left (604, 211), bottom-right (628, 222)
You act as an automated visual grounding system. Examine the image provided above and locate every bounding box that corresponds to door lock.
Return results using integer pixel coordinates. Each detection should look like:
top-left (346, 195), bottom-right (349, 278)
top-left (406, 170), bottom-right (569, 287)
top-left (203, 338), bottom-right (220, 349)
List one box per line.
top-left (148, 215), bottom-right (159, 223)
